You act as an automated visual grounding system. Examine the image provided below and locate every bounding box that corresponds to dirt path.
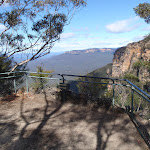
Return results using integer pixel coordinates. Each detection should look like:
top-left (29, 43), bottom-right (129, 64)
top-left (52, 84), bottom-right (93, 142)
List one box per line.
top-left (0, 89), bottom-right (149, 150)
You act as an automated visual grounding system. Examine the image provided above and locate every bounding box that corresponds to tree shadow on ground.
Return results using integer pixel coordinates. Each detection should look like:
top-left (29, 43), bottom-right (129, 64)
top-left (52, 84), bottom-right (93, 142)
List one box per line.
top-left (59, 90), bottom-right (148, 149)
top-left (0, 116), bottom-right (18, 149)
top-left (0, 94), bottom-right (19, 102)
top-left (128, 112), bottom-right (150, 149)
top-left (95, 112), bottom-right (130, 150)
top-left (65, 107), bottom-right (131, 149)
top-left (8, 89), bottom-right (64, 150)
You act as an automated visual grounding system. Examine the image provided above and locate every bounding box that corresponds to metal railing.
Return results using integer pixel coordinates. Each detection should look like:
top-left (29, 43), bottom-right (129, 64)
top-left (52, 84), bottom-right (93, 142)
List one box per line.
top-left (0, 71), bottom-right (59, 94)
top-left (0, 72), bottom-right (150, 147)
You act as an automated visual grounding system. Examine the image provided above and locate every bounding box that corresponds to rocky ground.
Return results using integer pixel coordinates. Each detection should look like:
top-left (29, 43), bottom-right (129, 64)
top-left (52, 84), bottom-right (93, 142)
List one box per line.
top-left (0, 88), bottom-right (149, 150)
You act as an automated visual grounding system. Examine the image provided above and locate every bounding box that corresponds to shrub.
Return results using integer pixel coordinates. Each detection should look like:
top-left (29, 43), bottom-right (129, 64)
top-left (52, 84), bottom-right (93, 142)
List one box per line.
top-left (133, 60), bottom-right (150, 71)
top-left (124, 73), bottom-right (139, 83)
top-left (77, 77), bottom-right (108, 103)
top-left (30, 66), bottom-right (53, 93)
top-left (0, 53), bottom-right (27, 96)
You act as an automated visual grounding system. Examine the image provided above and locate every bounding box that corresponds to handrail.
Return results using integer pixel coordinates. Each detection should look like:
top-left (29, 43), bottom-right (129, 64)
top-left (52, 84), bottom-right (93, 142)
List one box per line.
top-left (58, 74), bottom-right (126, 81)
top-left (0, 72), bottom-right (149, 99)
top-left (28, 75), bottom-right (59, 80)
top-left (0, 72), bottom-right (15, 75)
top-left (0, 71), bottom-right (54, 76)
top-left (64, 79), bottom-right (130, 87)
top-left (133, 87), bottom-right (150, 103)
top-left (15, 71), bottom-right (54, 75)
top-left (0, 76), bottom-right (16, 79)
top-left (126, 79), bottom-right (150, 99)
top-left (59, 74), bottom-right (150, 98)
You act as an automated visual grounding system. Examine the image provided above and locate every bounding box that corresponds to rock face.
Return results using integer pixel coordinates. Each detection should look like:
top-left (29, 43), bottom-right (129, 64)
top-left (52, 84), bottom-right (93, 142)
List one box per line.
top-left (112, 39), bottom-right (150, 82)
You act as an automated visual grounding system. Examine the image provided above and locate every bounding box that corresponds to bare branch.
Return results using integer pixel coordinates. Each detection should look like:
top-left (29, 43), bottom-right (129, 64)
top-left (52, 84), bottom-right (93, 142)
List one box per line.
top-left (0, 27), bottom-right (10, 36)
top-left (7, 36), bottom-right (41, 57)
top-left (10, 37), bottom-right (59, 71)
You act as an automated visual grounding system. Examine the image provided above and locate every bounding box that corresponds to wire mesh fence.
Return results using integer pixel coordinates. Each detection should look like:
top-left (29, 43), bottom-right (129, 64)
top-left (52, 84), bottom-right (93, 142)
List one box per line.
top-left (0, 77), bottom-right (15, 95)
top-left (27, 76), bottom-right (59, 93)
top-left (0, 72), bottom-right (60, 96)
top-left (59, 75), bottom-right (114, 109)
top-left (0, 72), bottom-right (149, 109)
top-left (129, 89), bottom-right (150, 146)
top-left (114, 84), bottom-right (131, 108)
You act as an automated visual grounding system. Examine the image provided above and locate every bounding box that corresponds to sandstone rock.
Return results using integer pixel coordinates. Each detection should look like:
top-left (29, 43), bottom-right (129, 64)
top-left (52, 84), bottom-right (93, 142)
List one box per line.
top-left (112, 39), bottom-right (150, 82)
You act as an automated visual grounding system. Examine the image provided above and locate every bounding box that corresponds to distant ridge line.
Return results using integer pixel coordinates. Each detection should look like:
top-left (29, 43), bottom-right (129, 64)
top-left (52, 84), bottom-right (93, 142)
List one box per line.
top-left (65, 48), bottom-right (117, 54)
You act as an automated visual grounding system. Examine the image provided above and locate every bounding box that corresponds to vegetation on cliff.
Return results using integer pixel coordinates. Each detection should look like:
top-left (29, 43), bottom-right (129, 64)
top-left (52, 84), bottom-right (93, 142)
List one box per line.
top-left (88, 63), bottom-right (112, 77)
top-left (133, 60), bottom-right (150, 71)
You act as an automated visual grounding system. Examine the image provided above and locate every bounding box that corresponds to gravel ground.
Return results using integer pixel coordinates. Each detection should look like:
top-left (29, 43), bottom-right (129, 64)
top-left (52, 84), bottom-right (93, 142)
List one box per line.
top-left (0, 88), bottom-right (149, 150)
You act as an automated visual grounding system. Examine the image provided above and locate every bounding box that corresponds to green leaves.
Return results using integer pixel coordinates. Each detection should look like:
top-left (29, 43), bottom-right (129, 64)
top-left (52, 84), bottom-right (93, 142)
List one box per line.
top-left (30, 66), bottom-right (53, 77)
top-left (0, 54), bottom-right (12, 73)
top-left (124, 74), bottom-right (139, 83)
top-left (0, 33), bottom-right (25, 49)
top-left (133, 60), bottom-right (150, 71)
top-left (134, 3), bottom-right (150, 23)
top-left (32, 13), bottom-right (67, 41)
top-left (71, 0), bottom-right (87, 7)
top-left (5, 9), bottom-right (22, 27)
top-left (30, 66), bottom-right (53, 93)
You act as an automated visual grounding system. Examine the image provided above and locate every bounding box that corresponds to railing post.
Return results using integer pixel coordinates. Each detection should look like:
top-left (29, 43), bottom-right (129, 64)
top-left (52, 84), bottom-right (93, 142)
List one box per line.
top-left (131, 86), bottom-right (134, 120)
top-left (26, 72), bottom-right (29, 93)
top-left (13, 72), bottom-right (17, 94)
top-left (61, 75), bottom-right (65, 84)
top-left (61, 74), bottom-right (65, 102)
top-left (112, 80), bottom-right (115, 110)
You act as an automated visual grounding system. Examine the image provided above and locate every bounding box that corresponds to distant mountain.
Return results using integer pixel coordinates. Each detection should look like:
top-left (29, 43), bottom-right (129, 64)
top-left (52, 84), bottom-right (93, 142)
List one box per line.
top-left (28, 48), bottom-right (116, 75)
top-left (13, 52), bottom-right (64, 63)
top-left (65, 48), bottom-right (115, 55)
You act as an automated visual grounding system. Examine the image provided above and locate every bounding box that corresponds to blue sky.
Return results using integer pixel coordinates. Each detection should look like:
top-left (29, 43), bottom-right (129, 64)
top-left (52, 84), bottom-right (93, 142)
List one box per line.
top-left (0, 0), bottom-right (150, 53)
top-left (53, 0), bottom-right (150, 52)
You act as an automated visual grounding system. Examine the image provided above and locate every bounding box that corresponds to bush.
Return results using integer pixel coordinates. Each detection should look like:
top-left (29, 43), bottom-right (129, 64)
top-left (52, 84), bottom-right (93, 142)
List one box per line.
top-left (77, 77), bottom-right (108, 102)
top-left (133, 60), bottom-right (150, 71)
top-left (124, 73), bottom-right (139, 83)
top-left (30, 66), bottom-right (53, 93)
top-left (143, 34), bottom-right (150, 43)
top-left (0, 54), bottom-right (27, 96)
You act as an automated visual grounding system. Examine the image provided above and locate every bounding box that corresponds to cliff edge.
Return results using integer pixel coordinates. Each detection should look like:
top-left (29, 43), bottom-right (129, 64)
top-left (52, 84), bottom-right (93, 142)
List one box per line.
top-left (112, 36), bottom-right (150, 82)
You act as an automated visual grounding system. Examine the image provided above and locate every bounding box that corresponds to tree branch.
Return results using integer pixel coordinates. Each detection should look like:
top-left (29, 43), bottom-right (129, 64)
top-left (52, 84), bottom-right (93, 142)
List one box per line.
top-left (10, 38), bottom-right (59, 71)
top-left (0, 27), bottom-right (10, 36)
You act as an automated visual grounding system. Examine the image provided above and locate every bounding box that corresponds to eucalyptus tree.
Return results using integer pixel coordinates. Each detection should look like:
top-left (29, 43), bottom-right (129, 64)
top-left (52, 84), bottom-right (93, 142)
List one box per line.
top-left (0, 0), bottom-right (86, 71)
top-left (134, 2), bottom-right (150, 23)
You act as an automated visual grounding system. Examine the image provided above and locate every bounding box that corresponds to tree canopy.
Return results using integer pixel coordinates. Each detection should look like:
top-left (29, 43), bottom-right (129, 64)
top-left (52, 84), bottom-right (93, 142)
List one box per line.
top-left (0, 0), bottom-right (86, 71)
top-left (134, 2), bottom-right (150, 23)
